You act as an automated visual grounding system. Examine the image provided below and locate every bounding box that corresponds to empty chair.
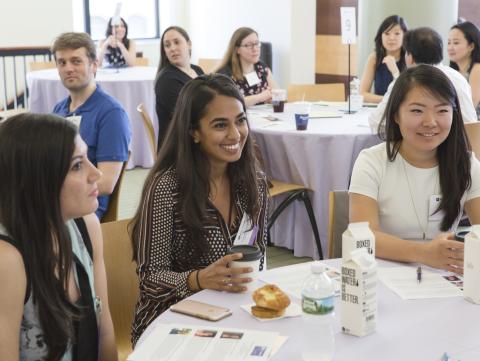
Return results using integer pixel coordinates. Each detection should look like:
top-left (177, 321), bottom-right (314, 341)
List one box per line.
top-left (198, 58), bottom-right (222, 74)
top-left (465, 122), bottom-right (480, 161)
top-left (287, 83), bottom-right (345, 102)
top-left (29, 61), bottom-right (56, 71)
top-left (268, 179), bottom-right (323, 260)
top-left (101, 154), bottom-right (129, 223)
top-left (101, 219), bottom-right (139, 361)
top-left (327, 190), bottom-right (349, 259)
top-left (134, 57), bottom-right (149, 66)
top-left (136, 103), bottom-right (156, 158)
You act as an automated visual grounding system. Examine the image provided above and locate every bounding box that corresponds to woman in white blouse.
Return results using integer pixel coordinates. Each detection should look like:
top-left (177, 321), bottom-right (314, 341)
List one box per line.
top-left (349, 64), bottom-right (480, 274)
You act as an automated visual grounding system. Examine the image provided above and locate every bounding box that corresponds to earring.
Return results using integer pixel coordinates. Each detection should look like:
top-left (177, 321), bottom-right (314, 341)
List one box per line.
top-left (194, 138), bottom-right (200, 143)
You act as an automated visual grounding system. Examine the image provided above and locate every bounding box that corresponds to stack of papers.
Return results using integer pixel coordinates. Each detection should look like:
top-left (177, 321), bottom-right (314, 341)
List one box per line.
top-left (259, 262), bottom-right (341, 298)
top-left (378, 267), bottom-right (463, 300)
top-left (128, 323), bottom-right (283, 361)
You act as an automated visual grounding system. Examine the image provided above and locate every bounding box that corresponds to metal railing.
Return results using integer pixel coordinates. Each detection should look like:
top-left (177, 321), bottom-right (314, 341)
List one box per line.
top-left (0, 46), bottom-right (53, 110)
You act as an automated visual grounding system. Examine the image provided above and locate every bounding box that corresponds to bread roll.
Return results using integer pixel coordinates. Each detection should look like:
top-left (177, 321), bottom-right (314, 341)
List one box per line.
top-left (251, 305), bottom-right (285, 319)
top-left (252, 284), bottom-right (291, 311)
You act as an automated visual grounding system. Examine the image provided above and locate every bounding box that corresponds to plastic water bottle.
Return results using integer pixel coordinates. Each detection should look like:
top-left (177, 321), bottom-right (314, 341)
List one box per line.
top-left (301, 262), bottom-right (335, 361)
top-left (349, 77), bottom-right (360, 96)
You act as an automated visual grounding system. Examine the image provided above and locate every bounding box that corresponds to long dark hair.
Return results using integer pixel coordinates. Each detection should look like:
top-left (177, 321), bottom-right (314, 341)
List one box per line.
top-left (217, 27), bottom-right (258, 81)
top-left (449, 21), bottom-right (480, 73)
top-left (380, 65), bottom-right (471, 230)
top-left (130, 74), bottom-right (261, 263)
top-left (157, 26), bottom-right (191, 74)
top-left (0, 113), bottom-right (78, 360)
top-left (374, 15), bottom-right (407, 70)
top-left (105, 17), bottom-right (130, 49)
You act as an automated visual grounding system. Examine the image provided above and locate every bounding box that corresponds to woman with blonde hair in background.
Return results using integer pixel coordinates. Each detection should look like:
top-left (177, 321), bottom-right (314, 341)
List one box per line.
top-left (217, 27), bottom-right (277, 107)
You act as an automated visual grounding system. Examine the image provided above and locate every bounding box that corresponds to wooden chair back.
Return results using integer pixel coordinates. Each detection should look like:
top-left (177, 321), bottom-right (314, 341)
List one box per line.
top-left (101, 155), bottom-right (129, 223)
top-left (134, 57), bottom-right (149, 66)
top-left (327, 190), bottom-right (349, 259)
top-left (198, 58), bottom-right (221, 74)
top-left (101, 219), bottom-right (139, 361)
top-left (287, 83), bottom-right (345, 102)
top-left (465, 122), bottom-right (480, 161)
top-left (29, 61), bottom-right (56, 71)
top-left (136, 103), bottom-right (156, 158)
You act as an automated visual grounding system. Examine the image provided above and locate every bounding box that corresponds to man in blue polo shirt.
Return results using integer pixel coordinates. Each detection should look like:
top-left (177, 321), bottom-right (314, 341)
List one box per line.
top-left (52, 32), bottom-right (131, 219)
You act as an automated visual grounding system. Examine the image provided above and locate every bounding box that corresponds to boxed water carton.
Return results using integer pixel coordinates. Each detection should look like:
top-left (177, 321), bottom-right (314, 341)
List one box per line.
top-left (342, 222), bottom-right (375, 261)
top-left (341, 248), bottom-right (377, 337)
top-left (464, 225), bottom-right (480, 304)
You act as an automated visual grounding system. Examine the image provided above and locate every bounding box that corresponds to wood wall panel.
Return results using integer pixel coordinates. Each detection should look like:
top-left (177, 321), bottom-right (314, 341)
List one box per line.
top-left (316, 35), bottom-right (358, 75)
top-left (459, 0), bottom-right (480, 26)
top-left (316, 0), bottom-right (358, 35)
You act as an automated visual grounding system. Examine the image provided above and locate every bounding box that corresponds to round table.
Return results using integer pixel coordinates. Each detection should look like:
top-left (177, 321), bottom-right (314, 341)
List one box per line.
top-left (134, 259), bottom-right (480, 361)
top-left (27, 66), bottom-right (158, 169)
top-left (248, 103), bottom-right (381, 258)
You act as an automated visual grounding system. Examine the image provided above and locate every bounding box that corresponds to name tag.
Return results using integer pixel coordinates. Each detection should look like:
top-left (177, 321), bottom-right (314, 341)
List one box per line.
top-left (429, 195), bottom-right (443, 221)
top-left (66, 115), bottom-right (82, 128)
top-left (245, 71), bottom-right (261, 87)
top-left (233, 213), bottom-right (259, 245)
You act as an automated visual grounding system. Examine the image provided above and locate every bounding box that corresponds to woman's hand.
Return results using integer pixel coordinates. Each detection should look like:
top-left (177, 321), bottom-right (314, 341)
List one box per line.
top-left (198, 253), bottom-right (253, 292)
top-left (105, 35), bottom-right (118, 48)
top-left (382, 55), bottom-right (400, 78)
top-left (259, 88), bottom-right (272, 103)
top-left (421, 233), bottom-right (464, 274)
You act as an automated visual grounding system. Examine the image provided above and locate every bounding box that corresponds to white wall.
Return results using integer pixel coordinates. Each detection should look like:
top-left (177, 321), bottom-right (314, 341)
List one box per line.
top-left (0, 0), bottom-right (73, 46)
top-left (0, 0), bottom-right (317, 88)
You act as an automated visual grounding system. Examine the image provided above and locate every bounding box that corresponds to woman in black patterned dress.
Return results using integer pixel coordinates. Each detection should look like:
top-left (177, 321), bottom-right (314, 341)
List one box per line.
top-left (130, 74), bottom-right (269, 345)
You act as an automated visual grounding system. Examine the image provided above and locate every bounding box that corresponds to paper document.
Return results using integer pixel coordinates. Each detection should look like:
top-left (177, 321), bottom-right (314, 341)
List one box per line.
top-left (378, 267), bottom-right (463, 300)
top-left (128, 323), bottom-right (280, 361)
top-left (259, 261), bottom-right (341, 299)
top-left (309, 110), bottom-right (342, 118)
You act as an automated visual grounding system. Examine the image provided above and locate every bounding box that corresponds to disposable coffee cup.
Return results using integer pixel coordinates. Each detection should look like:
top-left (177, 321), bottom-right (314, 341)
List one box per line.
top-left (227, 245), bottom-right (262, 293)
top-left (294, 102), bottom-right (311, 131)
top-left (272, 89), bottom-right (287, 113)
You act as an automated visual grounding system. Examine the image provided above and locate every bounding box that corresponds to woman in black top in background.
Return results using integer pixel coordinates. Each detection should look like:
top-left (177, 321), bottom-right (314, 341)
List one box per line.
top-left (155, 26), bottom-right (204, 150)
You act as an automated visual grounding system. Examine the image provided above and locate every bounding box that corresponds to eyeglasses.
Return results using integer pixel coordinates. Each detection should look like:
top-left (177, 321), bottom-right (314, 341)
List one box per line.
top-left (239, 41), bottom-right (261, 50)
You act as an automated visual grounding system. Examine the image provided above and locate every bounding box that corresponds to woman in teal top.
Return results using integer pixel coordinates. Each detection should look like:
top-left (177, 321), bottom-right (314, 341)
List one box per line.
top-left (0, 114), bottom-right (117, 361)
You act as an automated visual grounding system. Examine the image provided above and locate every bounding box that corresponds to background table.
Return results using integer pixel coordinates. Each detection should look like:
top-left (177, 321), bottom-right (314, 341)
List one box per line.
top-left (137, 259), bottom-right (480, 361)
top-left (249, 104), bottom-right (381, 258)
top-left (27, 66), bottom-right (158, 169)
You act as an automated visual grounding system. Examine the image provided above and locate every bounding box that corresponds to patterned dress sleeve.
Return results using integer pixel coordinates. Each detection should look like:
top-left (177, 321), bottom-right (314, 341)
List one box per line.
top-left (135, 172), bottom-right (195, 305)
top-left (254, 173), bottom-right (269, 270)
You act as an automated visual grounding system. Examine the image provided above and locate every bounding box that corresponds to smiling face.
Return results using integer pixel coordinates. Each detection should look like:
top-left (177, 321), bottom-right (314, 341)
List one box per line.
top-left (236, 32), bottom-right (261, 66)
top-left (55, 47), bottom-right (97, 92)
top-left (396, 86), bottom-right (453, 164)
top-left (60, 135), bottom-right (101, 221)
top-left (382, 24), bottom-right (404, 53)
top-left (163, 29), bottom-right (191, 67)
top-left (112, 20), bottom-right (127, 40)
top-left (192, 95), bottom-right (249, 172)
top-left (448, 28), bottom-right (474, 65)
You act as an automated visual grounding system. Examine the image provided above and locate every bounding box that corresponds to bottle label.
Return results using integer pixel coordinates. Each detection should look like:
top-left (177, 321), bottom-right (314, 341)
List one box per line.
top-left (302, 295), bottom-right (334, 315)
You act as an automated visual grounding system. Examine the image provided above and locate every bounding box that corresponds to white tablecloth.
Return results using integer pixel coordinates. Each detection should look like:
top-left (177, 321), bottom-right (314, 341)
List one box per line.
top-left (27, 67), bottom-right (158, 169)
top-left (136, 259), bottom-right (480, 361)
top-left (249, 104), bottom-right (381, 258)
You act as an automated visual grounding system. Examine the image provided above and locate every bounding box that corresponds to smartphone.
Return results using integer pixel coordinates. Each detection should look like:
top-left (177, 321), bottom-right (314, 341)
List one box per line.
top-left (170, 299), bottom-right (232, 321)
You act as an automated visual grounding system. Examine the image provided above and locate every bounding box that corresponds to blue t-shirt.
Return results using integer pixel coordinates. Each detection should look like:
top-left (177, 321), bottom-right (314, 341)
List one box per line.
top-left (53, 85), bottom-right (131, 219)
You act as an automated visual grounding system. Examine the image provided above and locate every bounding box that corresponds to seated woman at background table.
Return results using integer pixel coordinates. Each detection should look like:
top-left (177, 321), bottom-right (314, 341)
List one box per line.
top-left (359, 15), bottom-right (407, 103)
top-left (0, 113), bottom-right (117, 361)
top-left (217, 27), bottom-right (277, 107)
top-left (130, 74), bottom-right (268, 345)
top-left (98, 17), bottom-right (137, 67)
top-left (448, 21), bottom-right (480, 119)
top-left (350, 65), bottom-right (480, 274)
top-left (154, 26), bottom-right (204, 150)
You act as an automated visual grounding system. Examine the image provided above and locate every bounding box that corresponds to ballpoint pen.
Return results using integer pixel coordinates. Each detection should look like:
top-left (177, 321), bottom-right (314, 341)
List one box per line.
top-left (417, 266), bottom-right (422, 284)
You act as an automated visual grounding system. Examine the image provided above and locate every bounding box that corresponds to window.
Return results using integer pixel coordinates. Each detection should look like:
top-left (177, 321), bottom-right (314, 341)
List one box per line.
top-left (84, 0), bottom-right (159, 40)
